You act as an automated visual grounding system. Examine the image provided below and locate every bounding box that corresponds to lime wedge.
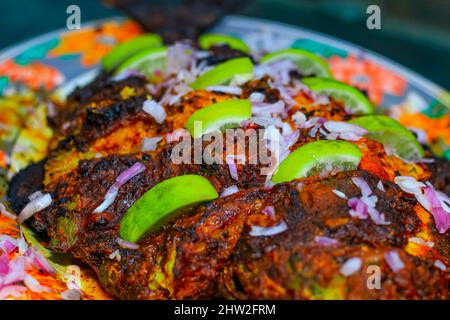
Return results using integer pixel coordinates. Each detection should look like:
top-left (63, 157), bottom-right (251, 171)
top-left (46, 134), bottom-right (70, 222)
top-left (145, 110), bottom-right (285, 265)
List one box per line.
top-left (272, 140), bottom-right (362, 183)
top-left (185, 99), bottom-right (251, 139)
top-left (302, 77), bottom-right (374, 114)
top-left (120, 175), bottom-right (218, 242)
top-left (261, 48), bottom-right (332, 78)
top-left (350, 115), bottom-right (425, 161)
top-left (190, 57), bottom-right (253, 90)
top-left (115, 47), bottom-right (167, 80)
top-left (199, 33), bottom-right (250, 53)
top-left (102, 33), bottom-right (163, 71)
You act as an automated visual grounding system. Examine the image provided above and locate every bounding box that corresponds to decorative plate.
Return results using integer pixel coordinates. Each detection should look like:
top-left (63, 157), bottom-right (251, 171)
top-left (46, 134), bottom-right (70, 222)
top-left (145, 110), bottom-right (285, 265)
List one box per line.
top-left (0, 15), bottom-right (448, 300)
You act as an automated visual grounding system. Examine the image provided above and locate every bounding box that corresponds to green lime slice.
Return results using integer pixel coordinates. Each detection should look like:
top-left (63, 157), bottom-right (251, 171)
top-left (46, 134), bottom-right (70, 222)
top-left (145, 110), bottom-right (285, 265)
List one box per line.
top-left (350, 115), bottom-right (425, 161)
top-left (185, 99), bottom-right (251, 139)
top-left (115, 47), bottom-right (167, 80)
top-left (302, 77), bottom-right (374, 114)
top-left (199, 33), bottom-right (250, 53)
top-left (120, 175), bottom-right (218, 242)
top-left (102, 33), bottom-right (163, 71)
top-left (272, 140), bottom-right (362, 183)
top-left (261, 48), bottom-right (332, 78)
top-left (190, 57), bottom-right (253, 90)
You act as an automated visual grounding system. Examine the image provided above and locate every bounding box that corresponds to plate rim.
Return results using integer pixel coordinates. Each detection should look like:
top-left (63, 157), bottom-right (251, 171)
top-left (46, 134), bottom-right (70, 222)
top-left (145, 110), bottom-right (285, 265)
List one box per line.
top-left (0, 14), bottom-right (447, 101)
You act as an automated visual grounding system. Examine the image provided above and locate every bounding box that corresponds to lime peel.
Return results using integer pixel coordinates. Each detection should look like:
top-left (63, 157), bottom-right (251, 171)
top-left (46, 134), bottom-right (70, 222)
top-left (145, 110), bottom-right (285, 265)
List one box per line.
top-left (261, 48), bottom-right (332, 78)
top-left (302, 77), bottom-right (375, 115)
top-left (102, 33), bottom-right (163, 71)
top-left (272, 140), bottom-right (363, 183)
top-left (199, 33), bottom-right (250, 53)
top-left (185, 99), bottom-right (252, 138)
top-left (190, 57), bottom-right (253, 90)
top-left (119, 175), bottom-right (218, 242)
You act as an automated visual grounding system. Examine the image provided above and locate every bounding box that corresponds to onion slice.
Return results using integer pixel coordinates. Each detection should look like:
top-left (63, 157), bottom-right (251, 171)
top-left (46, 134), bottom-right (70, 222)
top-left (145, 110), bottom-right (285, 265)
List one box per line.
top-left (249, 221), bottom-right (288, 237)
top-left (384, 250), bottom-right (405, 272)
top-left (340, 257), bottom-right (362, 276)
top-left (17, 193), bottom-right (52, 224)
top-left (93, 162), bottom-right (145, 213)
top-left (143, 99), bottom-right (167, 124)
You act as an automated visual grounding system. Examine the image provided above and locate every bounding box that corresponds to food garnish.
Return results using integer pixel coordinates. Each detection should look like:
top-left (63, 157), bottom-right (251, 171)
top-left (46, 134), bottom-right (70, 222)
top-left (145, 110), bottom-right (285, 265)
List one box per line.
top-left (302, 77), bottom-right (375, 114)
top-left (185, 99), bottom-right (252, 138)
top-left (272, 140), bottom-right (363, 183)
top-left (102, 33), bottom-right (163, 71)
top-left (260, 48), bottom-right (332, 78)
top-left (120, 175), bottom-right (219, 242)
top-left (190, 57), bottom-right (253, 89)
top-left (199, 33), bottom-right (250, 53)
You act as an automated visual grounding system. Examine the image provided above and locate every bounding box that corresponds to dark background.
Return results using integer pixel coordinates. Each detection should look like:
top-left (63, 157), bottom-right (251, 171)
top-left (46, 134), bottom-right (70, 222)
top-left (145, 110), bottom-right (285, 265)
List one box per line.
top-left (0, 0), bottom-right (449, 89)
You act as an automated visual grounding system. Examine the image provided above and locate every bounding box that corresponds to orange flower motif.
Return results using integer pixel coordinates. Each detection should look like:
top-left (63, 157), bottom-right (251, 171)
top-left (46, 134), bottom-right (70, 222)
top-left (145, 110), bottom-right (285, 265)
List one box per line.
top-left (0, 60), bottom-right (64, 90)
top-left (399, 112), bottom-right (450, 145)
top-left (48, 20), bottom-right (144, 67)
top-left (329, 54), bottom-right (407, 105)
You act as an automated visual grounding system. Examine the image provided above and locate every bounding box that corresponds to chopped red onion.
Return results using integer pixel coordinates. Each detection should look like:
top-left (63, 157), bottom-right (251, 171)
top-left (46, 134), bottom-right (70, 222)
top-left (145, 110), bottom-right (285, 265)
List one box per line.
top-left (408, 237), bottom-right (434, 248)
top-left (0, 235), bottom-right (17, 254)
top-left (141, 136), bottom-right (162, 152)
top-left (251, 100), bottom-right (285, 116)
top-left (94, 162), bottom-right (145, 213)
top-left (3, 256), bottom-right (26, 285)
top-left (225, 155), bottom-right (239, 181)
top-left (0, 254), bottom-right (9, 275)
top-left (167, 43), bottom-right (194, 75)
top-left (300, 116), bottom-right (325, 129)
top-left (255, 59), bottom-right (298, 84)
top-left (377, 180), bottom-right (385, 192)
top-left (384, 250), bottom-right (405, 272)
top-left (312, 95), bottom-right (330, 106)
top-left (351, 177), bottom-right (372, 197)
top-left (109, 249), bottom-right (121, 262)
top-left (332, 189), bottom-right (347, 199)
top-left (61, 289), bottom-right (81, 300)
top-left (367, 206), bottom-right (390, 225)
top-left (24, 274), bottom-right (51, 293)
top-left (246, 116), bottom-right (284, 128)
top-left (117, 163), bottom-right (146, 185)
top-left (394, 176), bottom-right (425, 195)
top-left (159, 82), bottom-right (192, 106)
top-left (323, 121), bottom-right (367, 141)
top-left (292, 111), bottom-right (307, 128)
top-left (314, 236), bottom-right (339, 246)
top-left (340, 257), bottom-right (362, 276)
top-left (433, 260), bottom-right (447, 271)
top-left (249, 92), bottom-right (265, 103)
top-left (206, 85), bottom-right (242, 95)
top-left (423, 186), bottom-right (450, 234)
top-left (262, 206), bottom-right (275, 218)
top-left (17, 193), bottom-right (52, 224)
top-left (117, 238), bottom-right (140, 250)
top-left (274, 85), bottom-right (298, 107)
top-left (220, 185), bottom-right (239, 197)
top-left (17, 237), bottom-right (28, 255)
top-left (249, 220), bottom-right (288, 237)
top-left (0, 285), bottom-right (27, 300)
top-left (348, 197), bottom-right (368, 219)
top-left (27, 249), bottom-right (56, 274)
top-left (143, 99), bottom-right (167, 124)
top-left (0, 203), bottom-right (16, 220)
top-left (436, 190), bottom-right (450, 213)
